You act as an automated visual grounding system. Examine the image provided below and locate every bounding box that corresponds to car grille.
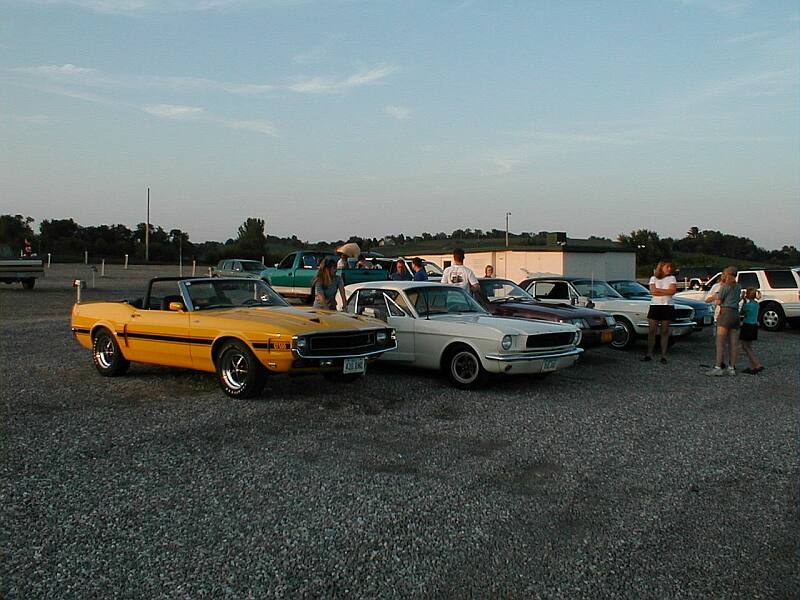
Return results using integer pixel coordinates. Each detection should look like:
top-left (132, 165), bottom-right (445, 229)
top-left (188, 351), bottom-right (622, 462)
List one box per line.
top-left (307, 331), bottom-right (377, 355)
top-left (526, 332), bottom-right (574, 349)
top-left (675, 308), bottom-right (692, 320)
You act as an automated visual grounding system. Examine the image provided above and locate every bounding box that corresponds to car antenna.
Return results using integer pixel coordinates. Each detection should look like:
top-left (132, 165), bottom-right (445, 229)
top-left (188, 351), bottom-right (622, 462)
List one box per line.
top-left (424, 288), bottom-right (430, 320)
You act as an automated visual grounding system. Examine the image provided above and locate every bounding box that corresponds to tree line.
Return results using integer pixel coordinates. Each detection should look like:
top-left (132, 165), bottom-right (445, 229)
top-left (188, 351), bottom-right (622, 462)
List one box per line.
top-left (1, 214), bottom-right (797, 267)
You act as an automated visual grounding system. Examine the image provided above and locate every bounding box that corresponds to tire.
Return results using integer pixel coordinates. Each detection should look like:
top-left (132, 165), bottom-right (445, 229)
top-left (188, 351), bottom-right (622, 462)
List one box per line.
top-left (759, 303), bottom-right (785, 332)
top-left (215, 340), bottom-right (266, 398)
top-left (22, 278), bottom-right (35, 290)
top-left (322, 372), bottom-right (363, 384)
top-left (611, 319), bottom-right (636, 350)
top-left (92, 329), bottom-right (130, 377)
top-left (444, 346), bottom-right (487, 389)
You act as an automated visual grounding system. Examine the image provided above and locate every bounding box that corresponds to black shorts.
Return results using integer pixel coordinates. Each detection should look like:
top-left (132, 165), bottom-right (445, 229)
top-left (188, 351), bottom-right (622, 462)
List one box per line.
top-left (740, 323), bottom-right (758, 341)
top-left (647, 305), bottom-right (676, 322)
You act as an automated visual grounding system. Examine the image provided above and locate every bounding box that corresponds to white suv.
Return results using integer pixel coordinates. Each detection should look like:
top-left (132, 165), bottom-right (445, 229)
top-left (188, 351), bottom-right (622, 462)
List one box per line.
top-left (675, 268), bottom-right (800, 331)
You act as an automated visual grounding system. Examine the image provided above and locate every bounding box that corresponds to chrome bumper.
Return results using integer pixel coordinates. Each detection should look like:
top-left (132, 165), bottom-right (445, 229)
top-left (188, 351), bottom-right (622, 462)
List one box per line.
top-left (485, 347), bottom-right (584, 362)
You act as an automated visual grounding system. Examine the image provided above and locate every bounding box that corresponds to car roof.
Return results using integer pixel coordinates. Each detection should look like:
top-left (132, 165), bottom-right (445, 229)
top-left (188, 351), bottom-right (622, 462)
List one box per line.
top-left (525, 276), bottom-right (586, 282)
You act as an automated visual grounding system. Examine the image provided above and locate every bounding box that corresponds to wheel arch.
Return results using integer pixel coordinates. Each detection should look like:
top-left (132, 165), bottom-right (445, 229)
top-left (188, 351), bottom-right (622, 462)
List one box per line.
top-left (90, 323), bottom-right (130, 358)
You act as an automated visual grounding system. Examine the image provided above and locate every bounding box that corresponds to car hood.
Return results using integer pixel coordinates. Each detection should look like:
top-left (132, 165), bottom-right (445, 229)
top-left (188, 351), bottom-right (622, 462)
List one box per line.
top-left (488, 299), bottom-right (609, 319)
top-left (590, 298), bottom-right (694, 318)
top-left (428, 313), bottom-right (578, 336)
top-left (199, 305), bottom-right (385, 335)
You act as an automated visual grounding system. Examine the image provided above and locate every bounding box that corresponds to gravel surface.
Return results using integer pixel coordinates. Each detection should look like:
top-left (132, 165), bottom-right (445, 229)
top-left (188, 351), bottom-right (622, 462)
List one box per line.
top-left (2, 264), bottom-right (798, 599)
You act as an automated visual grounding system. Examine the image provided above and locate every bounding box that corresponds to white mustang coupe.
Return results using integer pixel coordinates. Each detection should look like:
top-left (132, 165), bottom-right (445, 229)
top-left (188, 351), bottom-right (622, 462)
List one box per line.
top-left (341, 281), bottom-right (583, 388)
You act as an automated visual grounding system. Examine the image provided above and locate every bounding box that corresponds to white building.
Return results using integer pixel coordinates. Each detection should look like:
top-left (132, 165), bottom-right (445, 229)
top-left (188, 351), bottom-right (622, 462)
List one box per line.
top-left (409, 234), bottom-right (635, 283)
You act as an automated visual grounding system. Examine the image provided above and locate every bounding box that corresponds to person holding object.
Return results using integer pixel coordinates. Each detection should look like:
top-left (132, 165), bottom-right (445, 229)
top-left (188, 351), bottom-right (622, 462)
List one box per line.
top-left (739, 287), bottom-right (763, 375)
top-left (705, 266), bottom-right (742, 376)
top-left (312, 258), bottom-right (346, 310)
top-left (642, 260), bottom-right (677, 363)
top-left (411, 257), bottom-right (428, 281)
top-left (441, 248), bottom-right (479, 292)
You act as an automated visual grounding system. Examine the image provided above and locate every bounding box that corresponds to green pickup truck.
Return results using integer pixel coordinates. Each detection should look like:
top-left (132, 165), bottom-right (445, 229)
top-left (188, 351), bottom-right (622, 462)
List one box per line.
top-left (261, 251), bottom-right (388, 301)
top-left (0, 244), bottom-right (44, 289)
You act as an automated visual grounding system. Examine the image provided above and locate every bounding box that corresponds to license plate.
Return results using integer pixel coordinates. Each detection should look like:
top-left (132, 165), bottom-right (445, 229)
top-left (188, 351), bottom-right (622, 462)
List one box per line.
top-left (601, 331), bottom-right (612, 343)
top-left (343, 357), bottom-right (366, 374)
top-left (542, 359), bottom-right (557, 372)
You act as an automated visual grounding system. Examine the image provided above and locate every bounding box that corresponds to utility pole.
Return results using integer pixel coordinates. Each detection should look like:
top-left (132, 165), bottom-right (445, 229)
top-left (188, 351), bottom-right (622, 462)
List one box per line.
top-left (505, 211), bottom-right (512, 247)
top-left (145, 187), bottom-right (150, 263)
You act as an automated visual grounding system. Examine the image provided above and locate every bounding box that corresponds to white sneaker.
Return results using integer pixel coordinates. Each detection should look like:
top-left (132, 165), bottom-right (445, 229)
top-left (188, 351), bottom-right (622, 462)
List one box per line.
top-left (705, 366), bottom-right (725, 377)
top-left (726, 367), bottom-right (736, 376)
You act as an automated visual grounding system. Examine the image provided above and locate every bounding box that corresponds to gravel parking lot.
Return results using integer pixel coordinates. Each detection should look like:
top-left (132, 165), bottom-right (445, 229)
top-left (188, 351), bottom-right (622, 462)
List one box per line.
top-left (2, 264), bottom-right (798, 599)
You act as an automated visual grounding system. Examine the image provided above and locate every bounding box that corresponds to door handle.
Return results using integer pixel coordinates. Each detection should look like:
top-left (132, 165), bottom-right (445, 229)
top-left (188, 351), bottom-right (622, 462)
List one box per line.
top-left (132, 313), bottom-right (141, 318)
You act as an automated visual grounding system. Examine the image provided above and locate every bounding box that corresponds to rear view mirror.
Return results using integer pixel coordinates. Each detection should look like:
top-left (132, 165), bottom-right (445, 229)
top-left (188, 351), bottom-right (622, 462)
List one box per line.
top-left (169, 302), bottom-right (185, 312)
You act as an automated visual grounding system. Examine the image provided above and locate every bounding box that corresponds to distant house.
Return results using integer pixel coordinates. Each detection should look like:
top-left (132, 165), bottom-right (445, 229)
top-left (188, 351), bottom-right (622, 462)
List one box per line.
top-left (406, 233), bottom-right (635, 282)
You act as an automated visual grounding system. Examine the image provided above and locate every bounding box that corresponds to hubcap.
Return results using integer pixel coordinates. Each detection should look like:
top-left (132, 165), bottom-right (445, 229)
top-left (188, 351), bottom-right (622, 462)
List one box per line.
top-left (612, 325), bottom-right (630, 348)
top-left (95, 336), bottom-right (114, 368)
top-left (451, 351), bottom-right (478, 384)
top-left (762, 310), bottom-right (780, 328)
top-left (221, 351), bottom-right (249, 390)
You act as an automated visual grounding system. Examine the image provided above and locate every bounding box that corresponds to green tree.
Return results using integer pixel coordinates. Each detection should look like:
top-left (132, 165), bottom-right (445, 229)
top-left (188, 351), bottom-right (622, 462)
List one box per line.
top-left (0, 214), bottom-right (35, 249)
top-left (618, 229), bottom-right (672, 272)
top-left (236, 217), bottom-right (267, 258)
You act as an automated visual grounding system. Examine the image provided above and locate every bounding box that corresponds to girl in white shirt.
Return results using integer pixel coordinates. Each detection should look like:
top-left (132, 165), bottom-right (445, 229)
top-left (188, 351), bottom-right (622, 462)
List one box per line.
top-left (643, 260), bottom-right (677, 363)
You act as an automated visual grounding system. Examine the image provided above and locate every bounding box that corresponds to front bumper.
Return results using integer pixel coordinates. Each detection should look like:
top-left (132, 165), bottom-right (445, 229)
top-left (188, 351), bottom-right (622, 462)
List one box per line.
top-left (483, 347), bottom-right (583, 375)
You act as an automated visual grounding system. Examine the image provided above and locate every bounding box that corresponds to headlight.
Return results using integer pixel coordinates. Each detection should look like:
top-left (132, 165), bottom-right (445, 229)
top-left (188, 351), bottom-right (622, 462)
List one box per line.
top-left (295, 337), bottom-right (307, 350)
top-left (501, 335), bottom-right (513, 350)
top-left (376, 331), bottom-right (388, 344)
top-left (605, 316), bottom-right (616, 326)
top-left (573, 329), bottom-right (583, 346)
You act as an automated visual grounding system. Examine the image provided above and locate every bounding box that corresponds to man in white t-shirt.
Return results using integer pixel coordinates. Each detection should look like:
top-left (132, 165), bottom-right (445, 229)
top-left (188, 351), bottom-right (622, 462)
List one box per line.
top-left (441, 248), bottom-right (479, 293)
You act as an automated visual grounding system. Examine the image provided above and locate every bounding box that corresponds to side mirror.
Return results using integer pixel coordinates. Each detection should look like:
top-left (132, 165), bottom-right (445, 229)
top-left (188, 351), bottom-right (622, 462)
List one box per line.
top-left (570, 296), bottom-right (577, 305)
top-left (169, 302), bottom-right (185, 312)
top-left (586, 300), bottom-right (595, 309)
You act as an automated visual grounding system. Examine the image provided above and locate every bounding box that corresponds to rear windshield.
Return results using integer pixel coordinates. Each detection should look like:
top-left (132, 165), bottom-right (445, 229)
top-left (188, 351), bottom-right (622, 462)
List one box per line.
top-left (764, 270), bottom-right (798, 289)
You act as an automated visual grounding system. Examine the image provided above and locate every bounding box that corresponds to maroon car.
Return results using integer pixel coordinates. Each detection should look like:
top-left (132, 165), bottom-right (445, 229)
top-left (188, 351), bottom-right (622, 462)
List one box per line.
top-left (475, 279), bottom-right (620, 348)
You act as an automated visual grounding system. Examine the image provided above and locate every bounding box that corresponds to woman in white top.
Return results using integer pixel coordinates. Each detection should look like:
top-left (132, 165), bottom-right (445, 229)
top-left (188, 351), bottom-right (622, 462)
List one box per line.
top-left (643, 260), bottom-right (677, 363)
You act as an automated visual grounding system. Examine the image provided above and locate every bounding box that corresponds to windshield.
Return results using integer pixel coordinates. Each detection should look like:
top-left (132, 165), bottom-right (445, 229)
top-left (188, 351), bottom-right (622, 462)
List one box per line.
top-left (242, 261), bottom-right (266, 272)
top-left (424, 261), bottom-right (443, 276)
top-left (185, 279), bottom-right (289, 310)
top-left (573, 279), bottom-right (624, 299)
top-left (479, 279), bottom-right (533, 303)
top-left (405, 286), bottom-right (488, 317)
top-left (610, 280), bottom-right (649, 297)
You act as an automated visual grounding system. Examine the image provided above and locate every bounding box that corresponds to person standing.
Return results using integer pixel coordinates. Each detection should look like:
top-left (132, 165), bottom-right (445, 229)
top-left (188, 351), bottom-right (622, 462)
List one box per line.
top-left (411, 257), bottom-right (428, 281)
top-left (484, 265), bottom-right (494, 278)
top-left (312, 258), bottom-right (346, 310)
top-left (739, 287), bottom-right (764, 375)
top-left (389, 260), bottom-right (412, 281)
top-left (643, 260), bottom-right (677, 363)
top-left (441, 248), bottom-right (479, 292)
top-left (705, 267), bottom-right (742, 376)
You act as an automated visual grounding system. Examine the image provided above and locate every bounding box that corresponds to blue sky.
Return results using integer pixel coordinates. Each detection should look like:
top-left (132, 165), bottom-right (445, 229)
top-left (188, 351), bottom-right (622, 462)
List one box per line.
top-left (1, 0), bottom-right (798, 248)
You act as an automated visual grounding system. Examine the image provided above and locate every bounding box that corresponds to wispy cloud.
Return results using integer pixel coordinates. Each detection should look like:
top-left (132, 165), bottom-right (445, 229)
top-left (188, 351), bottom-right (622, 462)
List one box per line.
top-left (481, 156), bottom-right (522, 176)
top-left (384, 105), bottom-right (410, 120)
top-left (143, 103), bottom-right (204, 118)
top-left (721, 30), bottom-right (771, 45)
top-left (140, 104), bottom-right (280, 135)
top-left (288, 64), bottom-right (397, 93)
top-left (674, 0), bottom-right (753, 17)
top-left (18, 0), bottom-right (305, 15)
top-left (13, 62), bottom-right (396, 96)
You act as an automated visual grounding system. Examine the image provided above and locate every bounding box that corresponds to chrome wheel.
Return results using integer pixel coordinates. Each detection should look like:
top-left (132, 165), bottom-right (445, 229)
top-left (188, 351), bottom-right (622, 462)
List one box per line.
top-left (220, 350), bottom-right (249, 392)
top-left (611, 320), bottom-right (635, 350)
top-left (760, 306), bottom-right (784, 331)
top-left (94, 336), bottom-right (115, 369)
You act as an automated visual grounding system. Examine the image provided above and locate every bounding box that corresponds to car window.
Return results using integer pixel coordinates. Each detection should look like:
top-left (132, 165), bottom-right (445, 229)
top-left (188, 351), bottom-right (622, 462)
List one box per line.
top-left (351, 288), bottom-right (389, 321)
top-left (233, 262), bottom-right (242, 272)
top-left (703, 273), bottom-right (721, 291)
top-left (611, 281), bottom-right (649, 296)
top-left (242, 262), bottom-right (265, 272)
top-left (148, 280), bottom-right (182, 310)
top-left (737, 272), bottom-right (759, 290)
top-left (480, 280), bottom-right (530, 301)
top-left (424, 262), bottom-right (443, 277)
top-left (406, 286), bottom-right (485, 317)
top-left (186, 279), bottom-right (289, 310)
top-left (277, 255), bottom-right (295, 270)
top-left (573, 280), bottom-right (623, 299)
top-left (533, 281), bottom-right (570, 300)
top-left (764, 270), bottom-right (798, 289)
top-left (301, 254), bottom-right (320, 269)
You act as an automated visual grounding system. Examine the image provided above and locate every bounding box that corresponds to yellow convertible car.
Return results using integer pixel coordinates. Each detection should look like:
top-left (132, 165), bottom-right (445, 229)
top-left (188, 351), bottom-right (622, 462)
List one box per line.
top-left (71, 277), bottom-right (396, 398)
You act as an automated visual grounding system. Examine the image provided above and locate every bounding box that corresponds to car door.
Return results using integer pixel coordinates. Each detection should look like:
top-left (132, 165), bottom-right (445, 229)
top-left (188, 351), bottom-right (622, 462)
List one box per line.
top-left (293, 253), bottom-right (321, 296)
top-left (347, 289), bottom-right (415, 361)
top-left (268, 254), bottom-right (297, 296)
top-left (123, 281), bottom-right (192, 368)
